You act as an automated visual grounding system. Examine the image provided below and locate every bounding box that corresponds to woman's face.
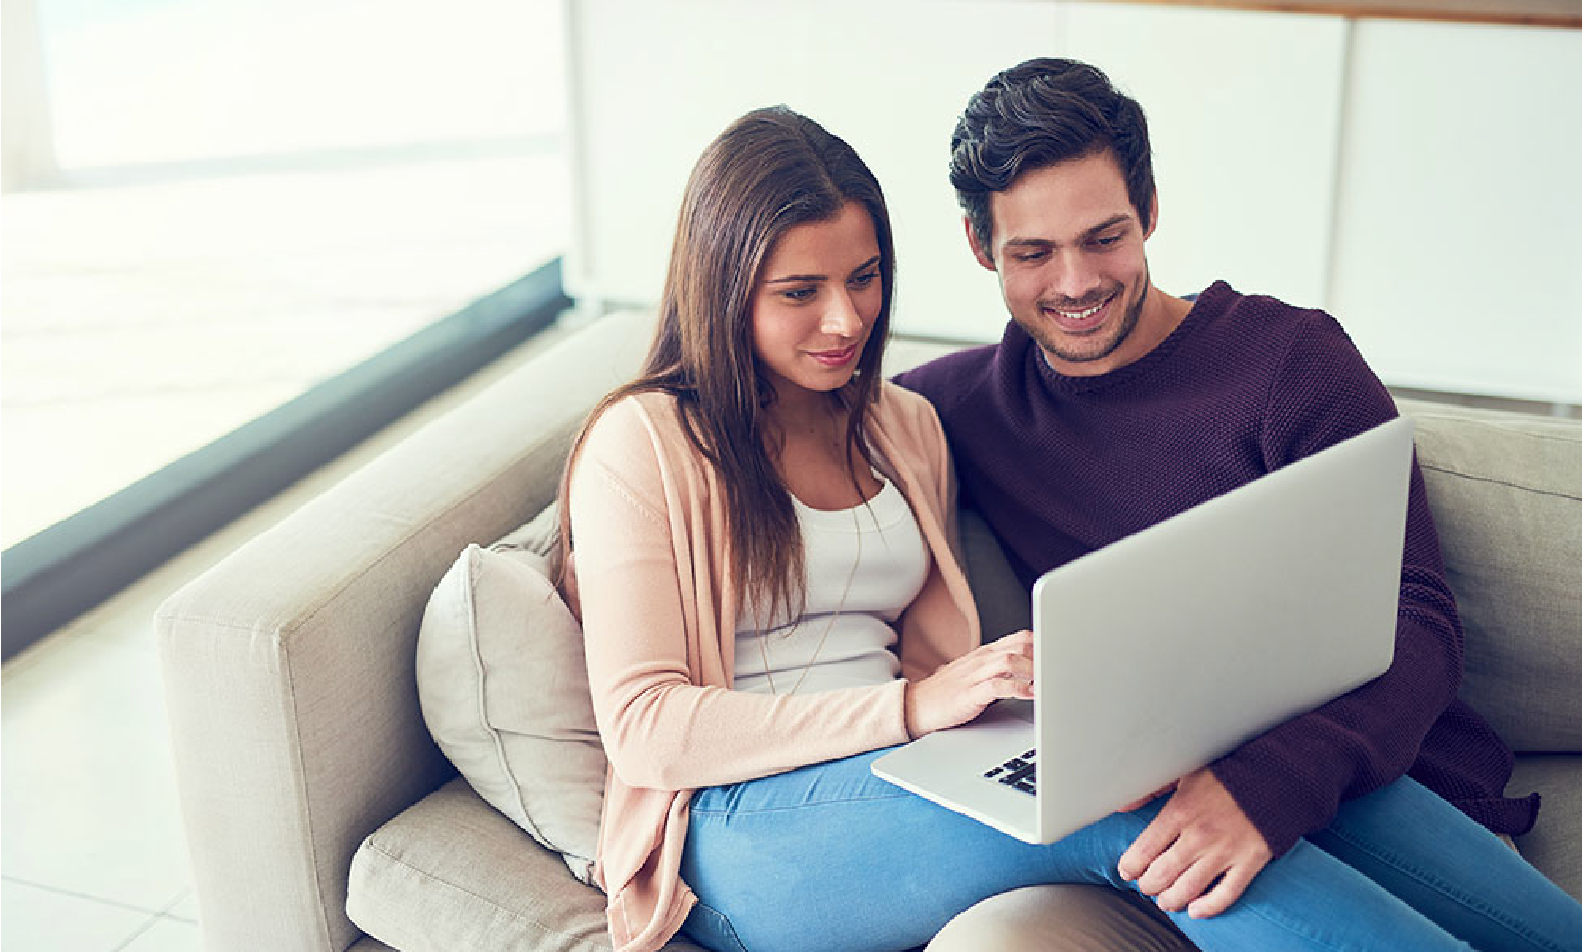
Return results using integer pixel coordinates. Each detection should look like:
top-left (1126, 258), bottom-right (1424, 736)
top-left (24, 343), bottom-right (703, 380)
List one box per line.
top-left (750, 201), bottom-right (883, 409)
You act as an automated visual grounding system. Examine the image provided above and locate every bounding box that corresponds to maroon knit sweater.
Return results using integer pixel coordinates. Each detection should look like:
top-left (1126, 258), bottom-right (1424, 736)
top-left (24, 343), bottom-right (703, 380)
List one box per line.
top-left (895, 281), bottom-right (1539, 856)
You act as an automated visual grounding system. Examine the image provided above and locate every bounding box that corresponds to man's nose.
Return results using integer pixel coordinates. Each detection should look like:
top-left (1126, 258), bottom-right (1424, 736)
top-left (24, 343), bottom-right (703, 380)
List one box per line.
top-left (1051, 251), bottom-right (1103, 302)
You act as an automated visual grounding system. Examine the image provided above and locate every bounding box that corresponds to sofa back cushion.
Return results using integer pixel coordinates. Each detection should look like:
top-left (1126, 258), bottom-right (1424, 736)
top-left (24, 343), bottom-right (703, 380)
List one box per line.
top-left (415, 506), bottom-right (603, 883)
top-left (1398, 399), bottom-right (1582, 753)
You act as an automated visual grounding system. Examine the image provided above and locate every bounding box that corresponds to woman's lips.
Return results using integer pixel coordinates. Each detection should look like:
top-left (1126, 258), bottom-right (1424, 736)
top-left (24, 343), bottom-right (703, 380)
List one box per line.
top-left (809, 344), bottom-right (859, 367)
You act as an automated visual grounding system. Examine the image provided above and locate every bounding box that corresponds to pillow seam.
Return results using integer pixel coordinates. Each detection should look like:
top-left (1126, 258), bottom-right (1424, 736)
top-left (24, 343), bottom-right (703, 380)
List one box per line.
top-left (463, 546), bottom-right (549, 844)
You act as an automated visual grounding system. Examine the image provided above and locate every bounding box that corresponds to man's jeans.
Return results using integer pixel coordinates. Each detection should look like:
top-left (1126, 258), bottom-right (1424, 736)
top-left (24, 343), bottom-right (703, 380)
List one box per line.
top-left (678, 748), bottom-right (1582, 952)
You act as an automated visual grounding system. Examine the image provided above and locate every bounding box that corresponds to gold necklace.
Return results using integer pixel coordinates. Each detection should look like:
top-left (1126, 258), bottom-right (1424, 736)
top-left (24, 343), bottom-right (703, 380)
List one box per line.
top-left (760, 498), bottom-right (864, 697)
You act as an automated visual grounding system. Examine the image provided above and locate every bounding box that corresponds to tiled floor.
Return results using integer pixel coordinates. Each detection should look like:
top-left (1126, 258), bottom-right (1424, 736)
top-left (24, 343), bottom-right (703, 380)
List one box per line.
top-left (1, 318), bottom-right (576, 951)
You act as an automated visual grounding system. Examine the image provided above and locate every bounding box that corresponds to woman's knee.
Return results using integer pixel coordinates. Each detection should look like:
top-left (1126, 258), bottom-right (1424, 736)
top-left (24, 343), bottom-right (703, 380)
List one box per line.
top-left (927, 885), bottom-right (1194, 952)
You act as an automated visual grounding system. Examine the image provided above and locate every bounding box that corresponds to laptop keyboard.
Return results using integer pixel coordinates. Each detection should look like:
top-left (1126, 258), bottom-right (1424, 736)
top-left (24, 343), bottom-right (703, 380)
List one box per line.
top-left (983, 748), bottom-right (1038, 796)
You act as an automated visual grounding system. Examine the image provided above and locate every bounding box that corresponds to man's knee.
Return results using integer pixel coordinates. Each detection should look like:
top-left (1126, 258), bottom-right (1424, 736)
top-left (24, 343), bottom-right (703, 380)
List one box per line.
top-left (927, 884), bottom-right (1194, 952)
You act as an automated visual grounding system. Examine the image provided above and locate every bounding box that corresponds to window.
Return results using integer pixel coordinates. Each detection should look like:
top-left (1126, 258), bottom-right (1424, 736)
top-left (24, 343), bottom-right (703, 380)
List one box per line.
top-left (2, 0), bottom-right (570, 654)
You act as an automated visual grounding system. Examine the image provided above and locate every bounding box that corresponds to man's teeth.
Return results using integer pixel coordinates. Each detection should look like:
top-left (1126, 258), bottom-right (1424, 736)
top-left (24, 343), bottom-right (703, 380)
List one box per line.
top-left (1057, 300), bottom-right (1105, 319)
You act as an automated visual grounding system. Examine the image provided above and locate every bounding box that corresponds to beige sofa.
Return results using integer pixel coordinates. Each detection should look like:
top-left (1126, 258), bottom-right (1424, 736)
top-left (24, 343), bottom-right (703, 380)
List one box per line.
top-left (158, 308), bottom-right (1582, 951)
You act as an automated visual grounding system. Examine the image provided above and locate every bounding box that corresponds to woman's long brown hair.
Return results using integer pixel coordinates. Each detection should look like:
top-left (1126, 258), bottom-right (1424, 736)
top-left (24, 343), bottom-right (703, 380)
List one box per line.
top-left (556, 105), bottom-right (896, 623)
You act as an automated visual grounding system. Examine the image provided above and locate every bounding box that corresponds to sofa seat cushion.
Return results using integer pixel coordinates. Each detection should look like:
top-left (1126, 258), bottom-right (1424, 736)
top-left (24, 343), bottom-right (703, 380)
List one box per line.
top-left (347, 779), bottom-right (705, 952)
top-left (1399, 399), bottom-right (1582, 753)
top-left (1509, 755), bottom-right (1582, 902)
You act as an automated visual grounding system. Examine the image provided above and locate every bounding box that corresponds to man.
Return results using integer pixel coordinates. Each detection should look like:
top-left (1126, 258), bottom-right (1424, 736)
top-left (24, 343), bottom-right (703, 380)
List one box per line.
top-left (904, 57), bottom-right (1540, 949)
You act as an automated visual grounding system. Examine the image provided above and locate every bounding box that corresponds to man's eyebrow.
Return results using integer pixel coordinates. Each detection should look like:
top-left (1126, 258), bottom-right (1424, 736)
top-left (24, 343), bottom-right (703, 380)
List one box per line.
top-left (1082, 214), bottom-right (1132, 237)
top-left (1004, 215), bottom-right (1134, 248)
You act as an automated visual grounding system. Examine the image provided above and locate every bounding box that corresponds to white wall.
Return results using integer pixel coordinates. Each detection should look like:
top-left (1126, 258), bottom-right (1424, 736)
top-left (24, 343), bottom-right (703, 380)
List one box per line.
top-left (1329, 20), bottom-right (1582, 404)
top-left (563, 0), bottom-right (1582, 404)
top-left (2, 0), bottom-right (57, 191)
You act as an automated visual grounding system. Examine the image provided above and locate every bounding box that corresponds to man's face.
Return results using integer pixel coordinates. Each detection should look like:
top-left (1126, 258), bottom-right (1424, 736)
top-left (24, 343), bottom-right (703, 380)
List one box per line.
top-left (971, 151), bottom-right (1157, 377)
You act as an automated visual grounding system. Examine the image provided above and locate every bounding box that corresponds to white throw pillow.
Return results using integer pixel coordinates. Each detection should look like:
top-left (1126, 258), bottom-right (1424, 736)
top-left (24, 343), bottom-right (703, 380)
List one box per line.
top-left (415, 514), bottom-right (603, 884)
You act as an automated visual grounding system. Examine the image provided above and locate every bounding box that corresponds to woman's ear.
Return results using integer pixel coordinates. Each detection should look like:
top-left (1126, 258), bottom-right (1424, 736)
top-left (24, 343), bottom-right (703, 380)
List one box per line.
top-left (965, 217), bottom-right (996, 272)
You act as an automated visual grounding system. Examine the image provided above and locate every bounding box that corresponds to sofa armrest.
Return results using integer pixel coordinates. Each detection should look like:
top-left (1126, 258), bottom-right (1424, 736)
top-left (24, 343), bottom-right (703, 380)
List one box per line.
top-left (157, 310), bottom-right (655, 951)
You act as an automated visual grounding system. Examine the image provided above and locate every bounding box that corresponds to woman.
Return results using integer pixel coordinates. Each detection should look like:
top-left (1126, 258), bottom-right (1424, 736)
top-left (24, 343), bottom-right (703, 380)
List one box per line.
top-left (559, 107), bottom-right (1582, 952)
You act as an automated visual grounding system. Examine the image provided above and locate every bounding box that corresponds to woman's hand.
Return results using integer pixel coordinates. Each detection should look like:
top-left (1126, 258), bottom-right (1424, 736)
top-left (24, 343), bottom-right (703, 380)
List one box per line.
top-left (904, 629), bottom-right (1035, 737)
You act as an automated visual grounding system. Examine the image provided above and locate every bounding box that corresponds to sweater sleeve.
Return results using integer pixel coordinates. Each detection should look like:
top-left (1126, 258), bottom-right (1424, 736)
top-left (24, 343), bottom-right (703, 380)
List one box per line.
top-left (1209, 315), bottom-right (1467, 856)
top-left (569, 397), bottom-right (912, 793)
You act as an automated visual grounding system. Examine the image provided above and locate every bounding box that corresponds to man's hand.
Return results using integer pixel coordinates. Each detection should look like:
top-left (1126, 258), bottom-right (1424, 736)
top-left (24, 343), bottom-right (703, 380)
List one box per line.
top-left (1116, 768), bottom-right (1273, 918)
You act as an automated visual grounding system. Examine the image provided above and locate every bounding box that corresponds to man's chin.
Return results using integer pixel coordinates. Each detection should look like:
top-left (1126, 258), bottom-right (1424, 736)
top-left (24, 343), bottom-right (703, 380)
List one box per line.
top-left (1019, 321), bottom-right (1125, 370)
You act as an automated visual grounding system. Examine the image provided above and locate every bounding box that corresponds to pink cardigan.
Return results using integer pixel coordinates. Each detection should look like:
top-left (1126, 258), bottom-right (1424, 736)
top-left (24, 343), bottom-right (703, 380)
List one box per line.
top-left (566, 382), bottom-right (981, 952)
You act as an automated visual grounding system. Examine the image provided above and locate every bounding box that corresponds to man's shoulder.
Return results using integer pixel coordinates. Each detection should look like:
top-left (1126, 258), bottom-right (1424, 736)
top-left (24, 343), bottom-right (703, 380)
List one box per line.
top-left (1194, 282), bottom-right (1357, 366)
top-left (1203, 282), bottom-right (1341, 334)
top-left (892, 341), bottom-right (1002, 409)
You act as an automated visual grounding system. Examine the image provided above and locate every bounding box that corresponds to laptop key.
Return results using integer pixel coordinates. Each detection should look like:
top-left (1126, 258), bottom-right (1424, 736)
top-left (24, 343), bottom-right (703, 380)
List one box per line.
top-left (985, 749), bottom-right (1038, 796)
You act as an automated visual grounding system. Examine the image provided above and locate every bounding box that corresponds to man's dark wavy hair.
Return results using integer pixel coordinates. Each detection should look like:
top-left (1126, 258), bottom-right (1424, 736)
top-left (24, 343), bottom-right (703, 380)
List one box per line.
top-left (950, 58), bottom-right (1155, 252)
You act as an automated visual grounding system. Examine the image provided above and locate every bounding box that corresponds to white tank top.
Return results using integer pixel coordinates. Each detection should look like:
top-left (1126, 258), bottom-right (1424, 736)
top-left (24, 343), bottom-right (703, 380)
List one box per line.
top-left (734, 478), bottom-right (932, 695)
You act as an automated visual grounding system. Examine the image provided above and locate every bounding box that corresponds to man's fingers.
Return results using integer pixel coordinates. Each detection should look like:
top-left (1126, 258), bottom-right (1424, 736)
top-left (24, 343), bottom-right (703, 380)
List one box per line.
top-left (1134, 844), bottom-right (1190, 897)
top-left (1154, 857), bottom-right (1223, 912)
top-left (1117, 814), bottom-right (1175, 881)
top-left (1116, 769), bottom-right (1273, 918)
top-left (1186, 860), bottom-right (1261, 918)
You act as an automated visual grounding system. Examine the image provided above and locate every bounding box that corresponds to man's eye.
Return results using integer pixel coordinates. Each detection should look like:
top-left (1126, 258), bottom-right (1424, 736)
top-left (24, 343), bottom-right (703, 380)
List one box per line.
top-left (1014, 250), bottom-right (1048, 262)
top-left (1093, 235), bottom-right (1122, 247)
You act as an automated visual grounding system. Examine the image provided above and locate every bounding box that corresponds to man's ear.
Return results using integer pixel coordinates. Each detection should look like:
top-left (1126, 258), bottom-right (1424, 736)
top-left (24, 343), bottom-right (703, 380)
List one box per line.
top-left (965, 217), bottom-right (996, 271)
top-left (1143, 192), bottom-right (1159, 241)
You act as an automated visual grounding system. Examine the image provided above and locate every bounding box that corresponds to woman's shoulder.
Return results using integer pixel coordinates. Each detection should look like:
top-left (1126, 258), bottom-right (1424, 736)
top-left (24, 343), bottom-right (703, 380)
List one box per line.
top-left (585, 389), bottom-right (685, 443)
top-left (872, 379), bottom-right (946, 443)
top-left (576, 389), bottom-right (695, 478)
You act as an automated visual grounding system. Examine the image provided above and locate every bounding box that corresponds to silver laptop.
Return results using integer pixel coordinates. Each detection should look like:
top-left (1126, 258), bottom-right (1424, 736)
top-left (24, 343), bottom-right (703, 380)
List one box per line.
top-left (871, 416), bottom-right (1415, 844)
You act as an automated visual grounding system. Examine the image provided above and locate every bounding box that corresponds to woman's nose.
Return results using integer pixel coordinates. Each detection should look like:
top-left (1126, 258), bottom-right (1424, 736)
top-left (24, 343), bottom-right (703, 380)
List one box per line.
top-left (820, 292), bottom-right (863, 337)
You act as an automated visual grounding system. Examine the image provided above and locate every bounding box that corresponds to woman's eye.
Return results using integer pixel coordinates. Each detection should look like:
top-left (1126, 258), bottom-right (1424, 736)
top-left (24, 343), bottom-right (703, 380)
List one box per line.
top-left (781, 287), bottom-right (817, 302)
top-left (849, 271), bottom-right (879, 288)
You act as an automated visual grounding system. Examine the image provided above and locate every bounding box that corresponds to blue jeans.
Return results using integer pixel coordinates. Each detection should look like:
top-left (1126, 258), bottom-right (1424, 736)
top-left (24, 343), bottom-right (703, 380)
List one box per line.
top-left (678, 748), bottom-right (1582, 952)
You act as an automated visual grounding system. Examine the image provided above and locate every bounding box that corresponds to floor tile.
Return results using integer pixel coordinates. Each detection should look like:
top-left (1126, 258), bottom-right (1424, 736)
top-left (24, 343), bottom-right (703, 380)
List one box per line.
top-left (0, 878), bottom-right (154, 951)
top-left (118, 915), bottom-right (203, 952)
top-left (162, 890), bottom-right (199, 923)
top-left (2, 630), bottom-right (192, 912)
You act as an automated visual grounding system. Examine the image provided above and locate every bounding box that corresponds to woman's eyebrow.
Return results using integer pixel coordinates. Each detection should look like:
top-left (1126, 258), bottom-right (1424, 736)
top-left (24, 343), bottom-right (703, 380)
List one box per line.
top-left (766, 254), bottom-right (881, 284)
top-left (847, 255), bottom-right (882, 275)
